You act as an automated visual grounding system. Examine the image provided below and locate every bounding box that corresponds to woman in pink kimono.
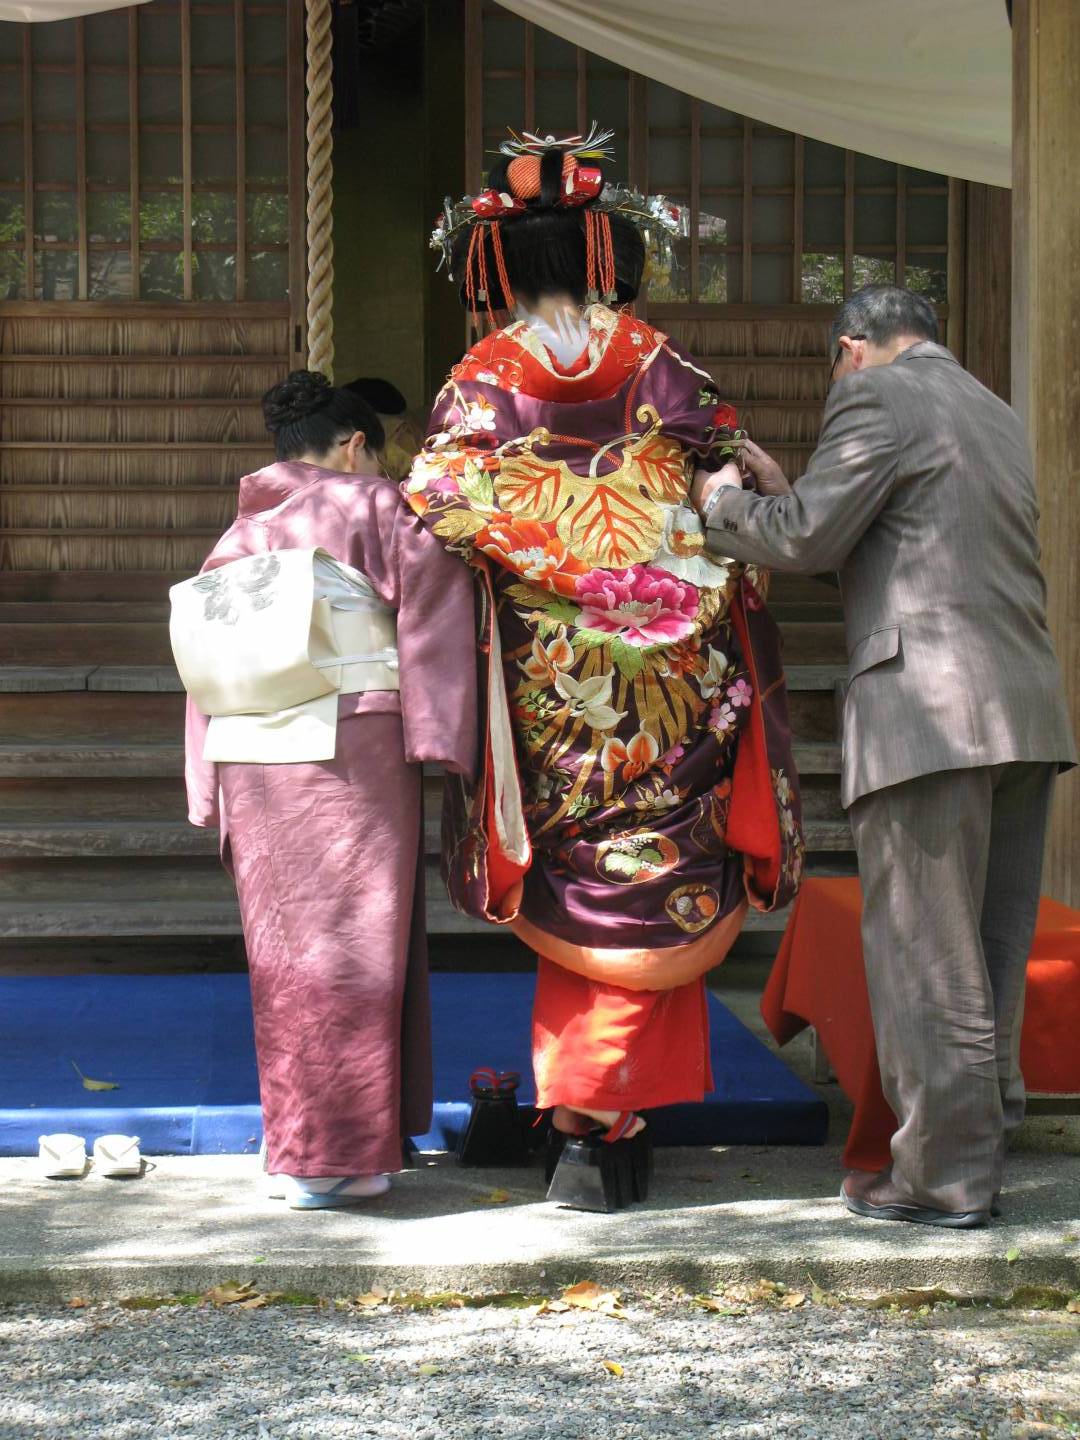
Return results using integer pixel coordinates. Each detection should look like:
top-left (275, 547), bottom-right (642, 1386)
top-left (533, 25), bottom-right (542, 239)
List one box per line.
top-left (183, 371), bottom-right (477, 1208)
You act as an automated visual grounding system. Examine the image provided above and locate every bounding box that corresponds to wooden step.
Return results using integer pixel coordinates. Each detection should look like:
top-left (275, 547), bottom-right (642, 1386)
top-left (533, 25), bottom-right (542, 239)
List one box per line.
top-left (2, 404), bottom-right (268, 444)
top-left (0, 491), bottom-right (238, 532)
top-left (790, 740), bottom-right (841, 773)
top-left (0, 537), bottom-right (220, 571)
top-left (2, 449), bottom-right (265, 486)
top-left (0, 666), bottom-right (96, 693)
top-left (0, 661), bottom-right (849, 695)
top-left (0, 361), bottom-right (287, 401)
top-left (0, 624), bottom-right (176, 666)
top-left (0, 690), bottom-right (184, 741)
top-left (0, 741), bottom-right (185, 778)
top-left (0, 737), bottom-right (842, 782)
top-left (0, 619), bottom-right (847, 668)
top-left (0, 602), bottom-right (170, 624)
top-left (0, 572), bottom-right (185, 603)
top-left (0, 810), bottom-right (854, 861)
top-left (0, 821), bottom-right (217, 859)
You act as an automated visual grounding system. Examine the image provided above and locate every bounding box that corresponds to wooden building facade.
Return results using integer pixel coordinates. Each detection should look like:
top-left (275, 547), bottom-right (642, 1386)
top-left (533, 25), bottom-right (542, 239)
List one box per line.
top-left (0, 0), bottom-right (1064, 970)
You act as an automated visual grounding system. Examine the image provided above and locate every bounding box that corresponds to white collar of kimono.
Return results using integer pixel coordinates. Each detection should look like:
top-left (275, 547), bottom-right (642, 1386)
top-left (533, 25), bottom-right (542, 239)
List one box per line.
top-left (504, 303), bottom-right (621, 381)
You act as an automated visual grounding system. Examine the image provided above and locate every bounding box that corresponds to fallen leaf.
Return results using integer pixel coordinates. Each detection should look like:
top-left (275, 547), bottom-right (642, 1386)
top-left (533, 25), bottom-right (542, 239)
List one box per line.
top-left (481, 1189), bottom-right (511, 1205)
top-left (693, 1295), bottom-right (747, 1316)
top-left (237, 1292), bottom-right (281, 1310)
top-left (725, 1278), bottom-right (785, 1306)
top-left (70, 1060), bottom-right (119, 1092)
top-left (417, 1363), bottom-right (441, 1376)
top-left (1005, 1248), bottom-right (1021, 1265)
top-left (601, 1360), bottom-right (624, 1378)
top-left (251, 1256), bottom-right (267, 1265)
top-left (354, 1290), bottom-right (388, 1309)
top-left (1063, 1235), bottom-right (1078, 1246)
top-left (345, 1353), bottom-right (375, 1363)
top-left (779, 1291), bottom-right (807, 1309)
top-left (67, 1297), bottom-right (90, 1309)
top-left (203, 1281), bottom-right (266, 1307)
top-left (561, 1281), bottom-right (623, 1315)
top-left (532, 1298), bottom-right (571, 1316)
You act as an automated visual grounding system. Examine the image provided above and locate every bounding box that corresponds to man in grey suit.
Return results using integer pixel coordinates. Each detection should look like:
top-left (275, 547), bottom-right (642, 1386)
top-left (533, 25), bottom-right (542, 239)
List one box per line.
top-left (692, 285), bottom-right (1076, 1229)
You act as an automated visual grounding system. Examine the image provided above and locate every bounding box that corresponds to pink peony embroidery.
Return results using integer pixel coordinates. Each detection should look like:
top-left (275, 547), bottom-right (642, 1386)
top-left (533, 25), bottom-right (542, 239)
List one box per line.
top-left (575, 565), bottom-right (699, 647)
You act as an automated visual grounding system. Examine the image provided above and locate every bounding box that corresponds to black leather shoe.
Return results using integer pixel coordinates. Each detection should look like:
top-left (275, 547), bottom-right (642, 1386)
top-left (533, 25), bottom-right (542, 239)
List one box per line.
top-left (841, 1171), bottom-right (990, 1229)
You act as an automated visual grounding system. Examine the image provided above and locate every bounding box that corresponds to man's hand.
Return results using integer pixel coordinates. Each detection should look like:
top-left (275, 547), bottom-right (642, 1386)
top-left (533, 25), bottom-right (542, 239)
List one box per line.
top-left (740, 438), bottom-right (791, 496)
top-left (690, 459), bottom-right (742, 516)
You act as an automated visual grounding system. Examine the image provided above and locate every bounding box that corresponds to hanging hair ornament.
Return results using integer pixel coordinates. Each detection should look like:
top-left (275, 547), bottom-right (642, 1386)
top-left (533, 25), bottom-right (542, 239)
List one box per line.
top-left (490, 222), bottom-right (515, 312)
top-left (584, 207), bottom-right (598, 303)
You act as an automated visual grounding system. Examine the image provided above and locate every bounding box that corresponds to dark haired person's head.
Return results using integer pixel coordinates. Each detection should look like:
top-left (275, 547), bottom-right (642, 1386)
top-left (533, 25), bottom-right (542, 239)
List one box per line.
top-left (261, 370), bottom-right (386, 472)
top-left (341, 376), bottom-right (408, 417)
top-left (450, 146), bottom-right (645, 313)
top-left (828, 285), bottom-right (940, 387)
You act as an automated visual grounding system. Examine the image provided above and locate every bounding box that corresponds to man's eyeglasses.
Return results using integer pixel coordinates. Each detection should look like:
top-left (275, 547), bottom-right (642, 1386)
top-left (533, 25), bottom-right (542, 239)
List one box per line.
top-left (829, 334), bottom-right (866, 386)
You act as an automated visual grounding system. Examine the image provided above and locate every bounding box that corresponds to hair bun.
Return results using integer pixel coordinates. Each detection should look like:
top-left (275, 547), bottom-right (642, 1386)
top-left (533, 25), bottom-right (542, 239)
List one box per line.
top-left (262, 369), bottom-right (333, 432)
top-left (507, 152), bottom-right (580, 203)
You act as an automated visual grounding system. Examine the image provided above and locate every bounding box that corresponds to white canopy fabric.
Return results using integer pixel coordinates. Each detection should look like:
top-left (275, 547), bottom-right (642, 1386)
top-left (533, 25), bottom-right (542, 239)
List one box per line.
top-left (0, 0), bottom-right (148, 20)
top-left (498, 0), bottom-right (1013, 187)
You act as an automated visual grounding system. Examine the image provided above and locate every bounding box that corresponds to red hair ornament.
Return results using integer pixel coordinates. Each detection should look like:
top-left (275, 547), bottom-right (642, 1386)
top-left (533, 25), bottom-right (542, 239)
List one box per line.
top-left (471, 190), bottom-right (527, 219)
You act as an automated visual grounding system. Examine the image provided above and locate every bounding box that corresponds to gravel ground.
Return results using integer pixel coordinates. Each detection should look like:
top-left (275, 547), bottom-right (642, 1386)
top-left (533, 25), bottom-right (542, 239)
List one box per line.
top-left (1, 1293), bottom-right (1078, 1440)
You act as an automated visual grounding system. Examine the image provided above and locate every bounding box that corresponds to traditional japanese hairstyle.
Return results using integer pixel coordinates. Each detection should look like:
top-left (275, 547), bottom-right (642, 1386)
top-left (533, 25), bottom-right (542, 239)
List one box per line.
top-left (431, 125), bottom-right (688, 332)
top-left (262, 370), bottom-right (385, 462)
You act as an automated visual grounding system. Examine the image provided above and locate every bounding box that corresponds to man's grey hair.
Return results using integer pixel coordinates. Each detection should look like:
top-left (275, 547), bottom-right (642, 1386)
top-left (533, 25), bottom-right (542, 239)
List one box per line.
top-left (830, 285), bottom-right (939, 350)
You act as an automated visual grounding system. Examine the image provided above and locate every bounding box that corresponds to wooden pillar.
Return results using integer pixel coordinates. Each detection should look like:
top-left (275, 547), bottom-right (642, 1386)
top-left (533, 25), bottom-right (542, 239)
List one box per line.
top-left (964, 183), bottom-right (1012, 401)
top-left (1012, 0), bottom-right (1080, 905)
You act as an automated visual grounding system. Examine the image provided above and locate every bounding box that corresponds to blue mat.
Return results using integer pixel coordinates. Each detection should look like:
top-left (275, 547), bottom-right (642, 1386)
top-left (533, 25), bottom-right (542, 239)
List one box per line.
top-left (0, 973), bottom-right (826, 1155)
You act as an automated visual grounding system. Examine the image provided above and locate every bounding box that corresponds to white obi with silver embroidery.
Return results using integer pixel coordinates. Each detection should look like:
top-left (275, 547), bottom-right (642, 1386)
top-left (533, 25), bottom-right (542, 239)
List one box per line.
top-left (169, 547), bottom-right (398, 764)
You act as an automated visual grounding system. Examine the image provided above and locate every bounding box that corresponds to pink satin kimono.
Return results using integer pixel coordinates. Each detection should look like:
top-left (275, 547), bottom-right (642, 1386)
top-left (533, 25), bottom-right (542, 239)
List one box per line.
top-left (185, 461), bottom-right (477, 1177)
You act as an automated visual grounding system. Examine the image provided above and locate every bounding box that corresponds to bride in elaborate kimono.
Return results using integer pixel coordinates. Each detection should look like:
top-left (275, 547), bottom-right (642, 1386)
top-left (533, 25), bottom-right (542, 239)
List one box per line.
top-left (181, 372), bottom-right (477, 1208)
top-left (407, 129), bottom-right (804, 1206)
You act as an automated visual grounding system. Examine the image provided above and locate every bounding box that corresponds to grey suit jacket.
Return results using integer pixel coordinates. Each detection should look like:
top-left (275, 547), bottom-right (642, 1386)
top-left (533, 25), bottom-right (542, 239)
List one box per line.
top-left (705, 342), bottom-right (1077, 808)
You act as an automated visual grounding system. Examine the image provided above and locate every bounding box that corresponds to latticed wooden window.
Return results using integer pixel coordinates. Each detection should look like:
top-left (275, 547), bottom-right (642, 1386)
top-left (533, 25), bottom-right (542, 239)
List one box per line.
top-left (0, 0), bottom-right (294, 304)
top-left (468, 1), bottom-right (955, 312)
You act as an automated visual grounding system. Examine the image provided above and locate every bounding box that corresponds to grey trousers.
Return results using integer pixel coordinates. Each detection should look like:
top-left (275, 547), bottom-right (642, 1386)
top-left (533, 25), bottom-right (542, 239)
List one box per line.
top-left (847, 761), bottom-right (1056, 1213)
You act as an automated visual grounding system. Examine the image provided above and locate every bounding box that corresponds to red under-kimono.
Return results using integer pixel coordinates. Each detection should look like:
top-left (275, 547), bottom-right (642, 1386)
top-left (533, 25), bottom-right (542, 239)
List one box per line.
top-left (406, 305), bottom-right (804, 1115)
top-left (184, 460), bottom-right (477, 1176)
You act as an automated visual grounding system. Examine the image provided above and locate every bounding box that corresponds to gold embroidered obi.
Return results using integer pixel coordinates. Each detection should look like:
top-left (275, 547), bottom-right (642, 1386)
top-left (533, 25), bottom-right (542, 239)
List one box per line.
top-left (169, 547), bottom-right (398, 763)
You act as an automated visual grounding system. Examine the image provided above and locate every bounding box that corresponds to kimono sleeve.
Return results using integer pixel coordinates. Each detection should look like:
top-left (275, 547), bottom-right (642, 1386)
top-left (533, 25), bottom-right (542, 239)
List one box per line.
top-left (391, 502), bottom-right (479, 780)
top-left (402, 378), bottom-right (505, 564)
top-left (648, 336), bottom-right (740, 471)
top-left (184, 694), bottom-right (219, 828)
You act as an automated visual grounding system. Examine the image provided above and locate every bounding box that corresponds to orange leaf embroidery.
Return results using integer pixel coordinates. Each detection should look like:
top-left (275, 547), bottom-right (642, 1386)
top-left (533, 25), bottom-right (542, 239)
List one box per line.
top-left (559, 481), bottom-right (662, 568)
top-left (496, 454), bottom-right (568, 523)
top-left (631, 431), bottom-right (688, 502)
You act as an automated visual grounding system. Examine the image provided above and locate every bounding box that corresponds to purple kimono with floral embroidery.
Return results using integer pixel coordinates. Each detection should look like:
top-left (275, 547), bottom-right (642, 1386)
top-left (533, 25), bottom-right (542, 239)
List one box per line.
top-left (406, 305), bottom-right (804, 977)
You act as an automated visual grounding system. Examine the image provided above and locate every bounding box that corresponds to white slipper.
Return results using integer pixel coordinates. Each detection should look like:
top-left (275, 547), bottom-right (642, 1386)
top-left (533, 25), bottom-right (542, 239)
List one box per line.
top-left (282, 1174), bottom-right (391, 1210)
top-left (39, 1133), bottom-right (87, 1179)
top-left (92, 1134), bottom-right (142, 1178)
